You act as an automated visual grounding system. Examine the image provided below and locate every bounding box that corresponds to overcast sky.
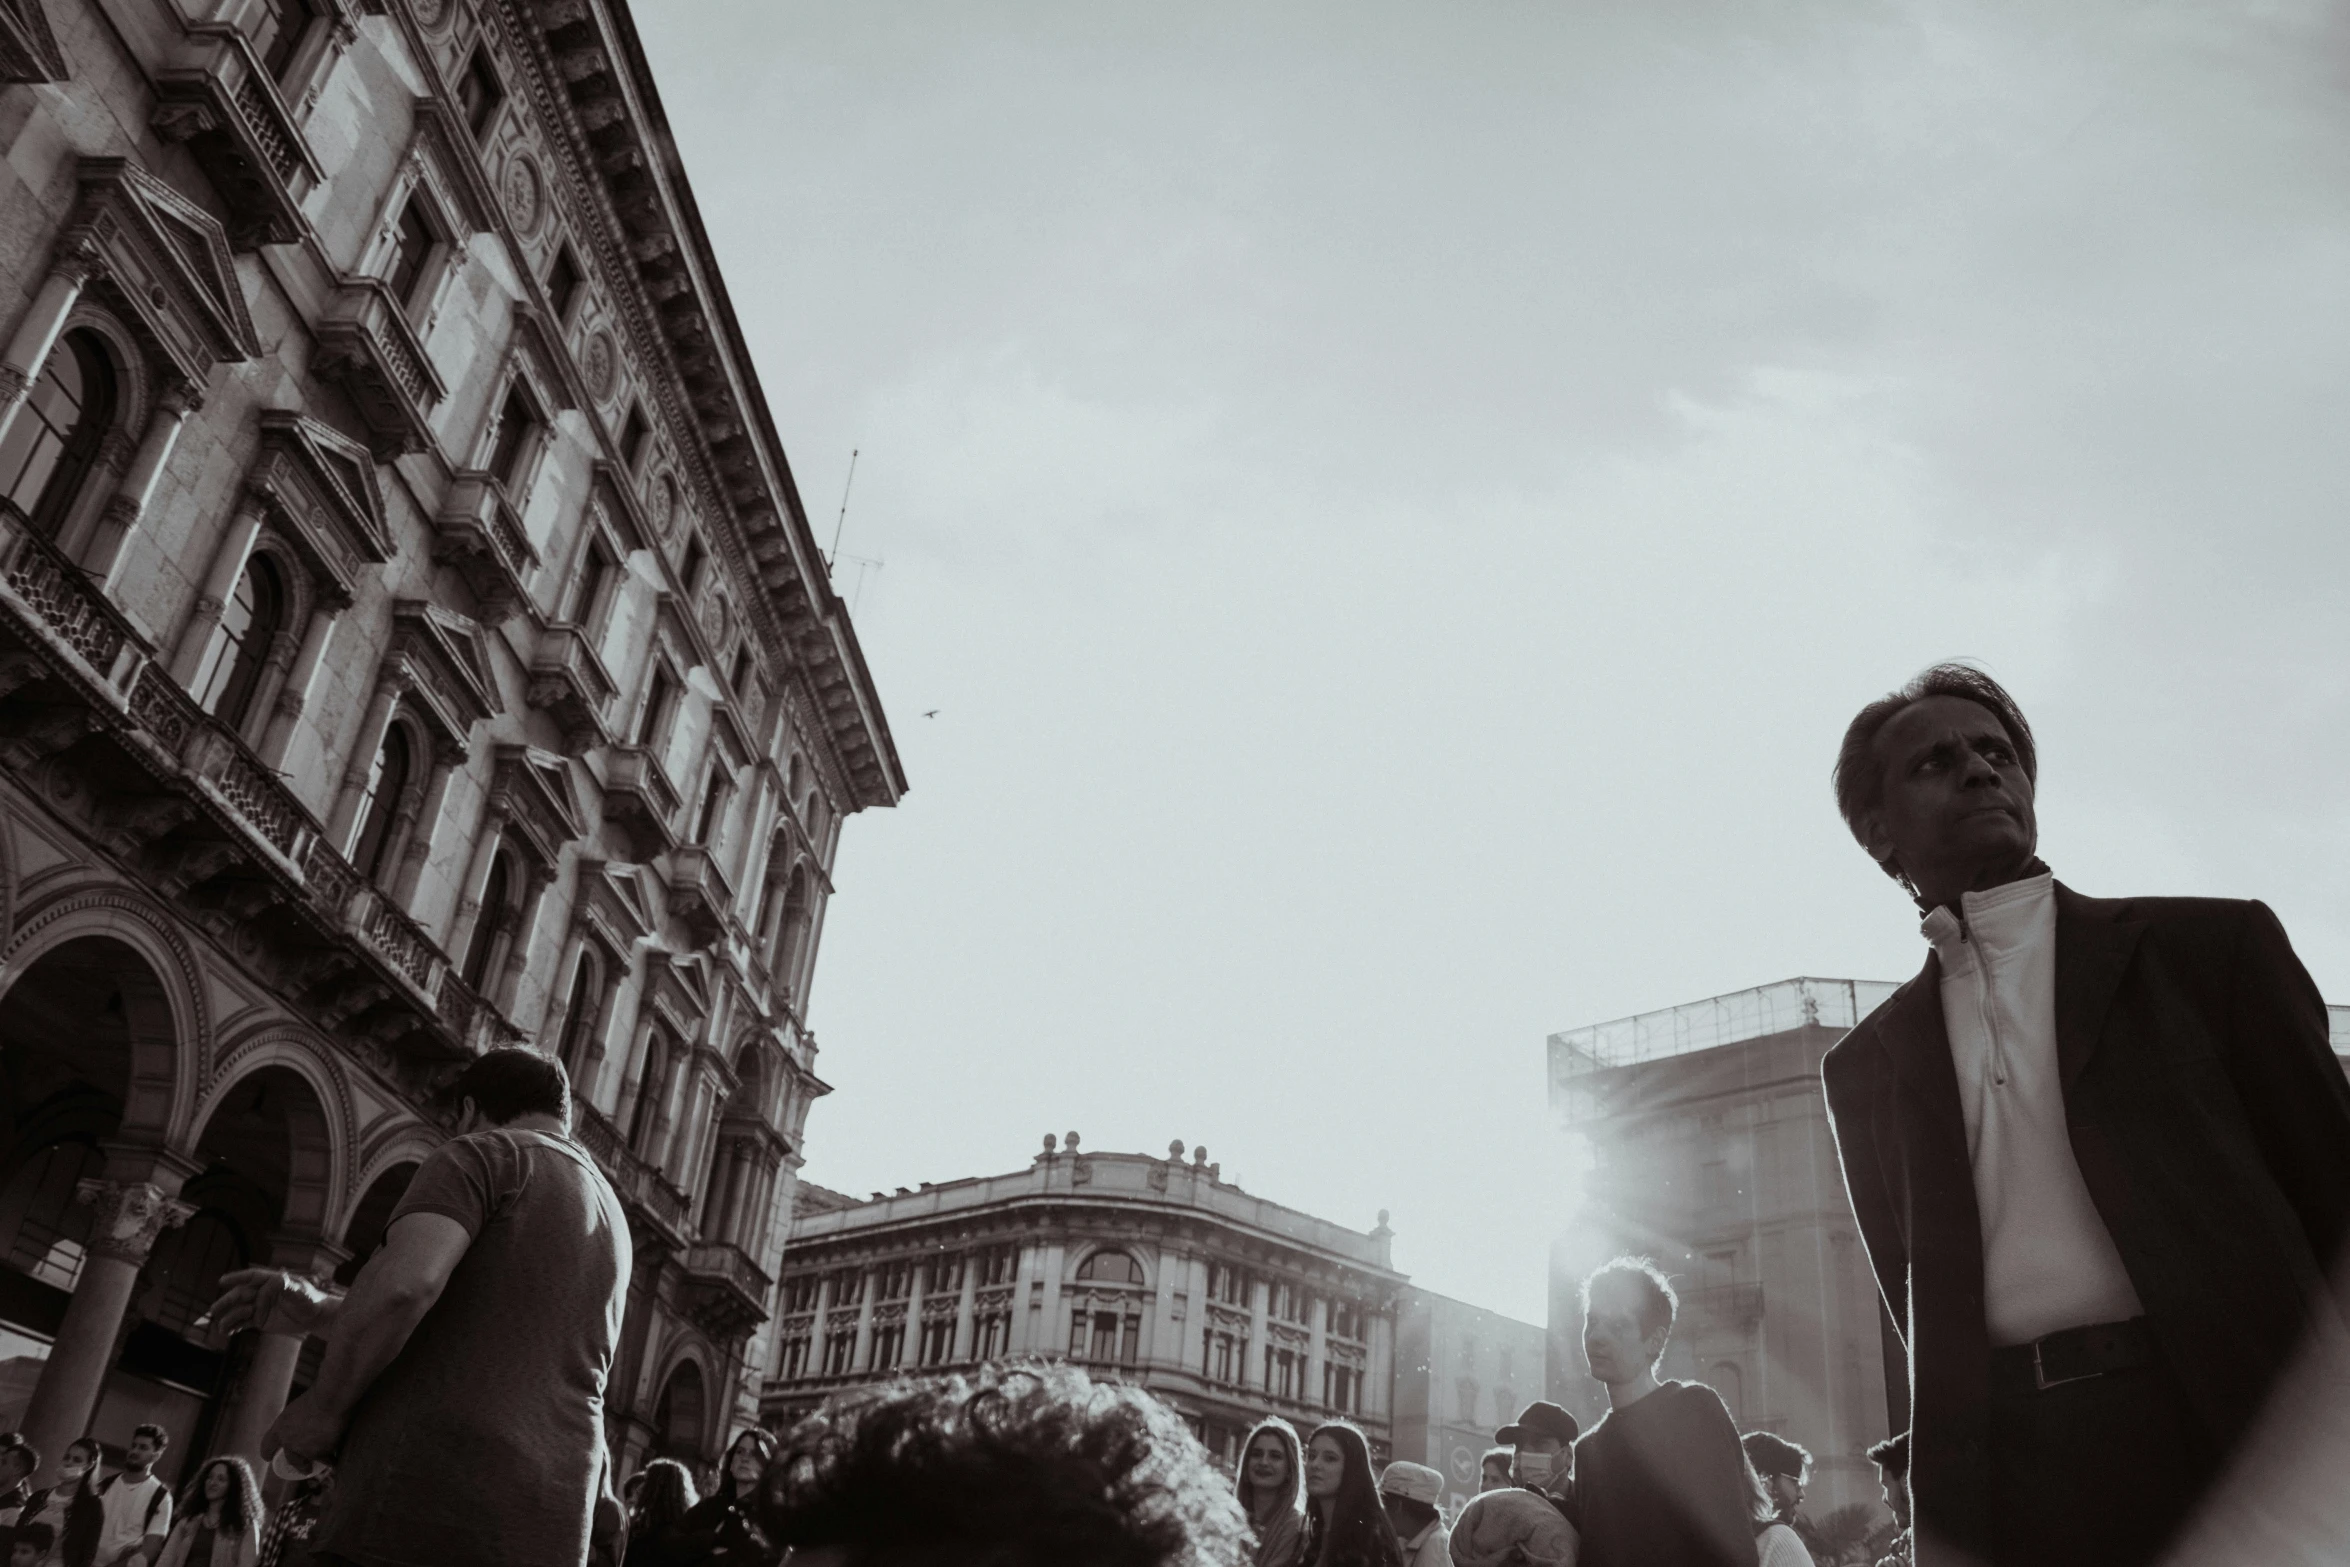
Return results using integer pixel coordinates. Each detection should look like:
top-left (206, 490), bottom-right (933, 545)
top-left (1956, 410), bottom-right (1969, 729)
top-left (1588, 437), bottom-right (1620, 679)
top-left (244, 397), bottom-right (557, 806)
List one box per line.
top-left (634, 1), bottom-right (2350, 1323)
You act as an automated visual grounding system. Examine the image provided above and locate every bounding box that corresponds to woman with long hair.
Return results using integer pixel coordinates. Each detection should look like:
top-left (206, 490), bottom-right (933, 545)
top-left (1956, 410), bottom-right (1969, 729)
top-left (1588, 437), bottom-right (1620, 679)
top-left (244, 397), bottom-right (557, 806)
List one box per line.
top-left (19, 1437), bottom-right (107, 1567)
top-left (154, 1457), bottom-right (262, 1567)
top-left (1298, 1422), bottom-right (1404, 1567)
top-left (622, 1459), bottom-right (700, 1567)
top-left (17, 1437), bottom-right (105, 1567)
top-left (671, 1428), bottom-right (780, 1566)
top-left (1233, 1417), bottom-right (1306, 1567)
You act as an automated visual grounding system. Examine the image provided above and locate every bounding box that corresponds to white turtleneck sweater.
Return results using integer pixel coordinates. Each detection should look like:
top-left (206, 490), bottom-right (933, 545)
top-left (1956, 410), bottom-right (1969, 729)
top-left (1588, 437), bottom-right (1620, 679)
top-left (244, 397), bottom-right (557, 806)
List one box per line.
top-left (1920, 871), bottom-right (2143, 1347)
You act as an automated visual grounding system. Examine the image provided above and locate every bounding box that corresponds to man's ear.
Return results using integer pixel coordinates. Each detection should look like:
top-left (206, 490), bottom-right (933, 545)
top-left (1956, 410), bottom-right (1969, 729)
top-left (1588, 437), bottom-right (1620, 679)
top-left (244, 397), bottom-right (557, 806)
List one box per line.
top-left (458, 1096), bottom-right (480, 1130)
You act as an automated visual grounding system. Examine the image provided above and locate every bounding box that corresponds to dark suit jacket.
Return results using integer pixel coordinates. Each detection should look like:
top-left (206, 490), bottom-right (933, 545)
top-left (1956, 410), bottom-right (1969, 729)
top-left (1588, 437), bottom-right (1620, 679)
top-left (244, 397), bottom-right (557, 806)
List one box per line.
top-left (1822, 885), bottom-right (2350, 1565)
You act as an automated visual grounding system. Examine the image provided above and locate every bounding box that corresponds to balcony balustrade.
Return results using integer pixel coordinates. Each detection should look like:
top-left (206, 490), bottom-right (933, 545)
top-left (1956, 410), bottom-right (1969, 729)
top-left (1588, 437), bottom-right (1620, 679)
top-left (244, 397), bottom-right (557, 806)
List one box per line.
top-left (526, 622), bottom-right (615, 755)
top-left (150, 24), bottom-right (321, 249)
top-left (0, 505), bottom-right (499, 1067)
top-left (315, 281), bottom-right (444, 457)
top-left (433, 473), bottom-right (540, 624)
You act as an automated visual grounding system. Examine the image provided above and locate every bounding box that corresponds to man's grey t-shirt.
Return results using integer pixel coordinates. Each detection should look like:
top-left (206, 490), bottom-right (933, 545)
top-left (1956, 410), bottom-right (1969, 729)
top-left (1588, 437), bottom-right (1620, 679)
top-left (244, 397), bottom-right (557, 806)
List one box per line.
top-left (316, 1127), bottom-right (631, 1567)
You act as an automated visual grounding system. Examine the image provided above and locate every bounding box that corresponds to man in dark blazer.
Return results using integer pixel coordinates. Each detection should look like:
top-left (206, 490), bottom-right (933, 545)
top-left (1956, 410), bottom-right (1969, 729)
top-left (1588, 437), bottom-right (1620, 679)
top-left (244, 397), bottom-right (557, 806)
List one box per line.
top-left (1820, 664), bottom-right (2350, 1567)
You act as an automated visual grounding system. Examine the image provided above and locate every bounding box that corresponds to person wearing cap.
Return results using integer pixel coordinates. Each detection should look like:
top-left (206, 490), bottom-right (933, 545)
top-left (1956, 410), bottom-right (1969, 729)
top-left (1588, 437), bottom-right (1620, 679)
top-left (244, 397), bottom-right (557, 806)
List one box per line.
top-left (1375, 1462), bottom-right (1448, 1567)
top-left (1494, 1401), bottom-right (1578, 1521)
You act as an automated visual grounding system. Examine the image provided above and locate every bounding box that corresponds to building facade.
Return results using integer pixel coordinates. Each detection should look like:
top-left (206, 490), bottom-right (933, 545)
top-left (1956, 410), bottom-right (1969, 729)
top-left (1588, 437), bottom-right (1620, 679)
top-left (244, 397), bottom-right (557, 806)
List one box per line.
top-left (762, 1137), bottom-right (1404, 1469)
top-left (0, 0), bottom-right (898, 1486)
top-left (1390, 1287), bottom-right (1547, 1517)
top-left (1544, 979), bottom-right (1901, 1517)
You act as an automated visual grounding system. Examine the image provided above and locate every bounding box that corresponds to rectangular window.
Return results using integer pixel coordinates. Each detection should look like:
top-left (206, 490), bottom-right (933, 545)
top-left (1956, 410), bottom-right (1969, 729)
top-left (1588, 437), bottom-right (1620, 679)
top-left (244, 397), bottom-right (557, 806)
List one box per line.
top-left (621, 405), bottom-right (651, 470)
top-left (823, 1333), bottom-right (853, 1376)
top-left (681, 535), bottom-right (706, 592)
top-left (691, 769), bottom-right (728, 846)
top-left (978, 1245), bottom-right (1019, 1287)
top-left (253, 0), bottom-right (316, 84)
top-left (383, 197), bottom-right (439, 310)
top-left (780, 1275), bottom-right (820, 1314)
top-left (924, 1253), bottom-right (964, 1295)
top-left (487, 385), bottom-right (537, 488)
top-left (633, 667), bottom-right (676, 747)
top-left (546, 244), bottom-right (583, 322)
top-left (728, 645), bottom-right (752, 695)
top-left (458, 47), bottom-right (504, 136)
top-left (877, 1261), bottom-right (913, 1300)
top-left (561, 537), bottom-right (613, 624)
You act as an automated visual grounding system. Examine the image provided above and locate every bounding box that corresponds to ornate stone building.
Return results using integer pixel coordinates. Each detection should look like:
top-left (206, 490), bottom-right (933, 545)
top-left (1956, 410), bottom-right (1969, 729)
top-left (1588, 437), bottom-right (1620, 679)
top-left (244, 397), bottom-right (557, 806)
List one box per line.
top-left (762, 1138), bottom-right (1403, 1469)
top-left (1544, 978), bottom-right (1901, 1516)
top-left (0, 0), bottom-right (899, 1486)
top-left (1390, 1287), bottom-right (1546, 1517)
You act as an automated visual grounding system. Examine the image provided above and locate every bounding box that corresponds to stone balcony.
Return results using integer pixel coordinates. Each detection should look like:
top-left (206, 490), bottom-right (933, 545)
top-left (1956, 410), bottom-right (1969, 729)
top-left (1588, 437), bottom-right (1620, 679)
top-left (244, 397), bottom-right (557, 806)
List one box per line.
top-left (526, 622), bottom-right (615, 755)
top-left (575, 1103), bottom-right (694, 1240)
top-left (149, 24), bottom-right (321, 249)
top-left (432, 473), bottom-right (540, 625)
top-left (681, 1241), bottom-right (772, 1339)
top-left (599, 744), bottom-right (679, 860)
top-left (314, 281), bottom-right (444, 458)
top-left (0, 504), bottom-right (516, 1085)
top-left (661, 843), bottom-right (732, 947)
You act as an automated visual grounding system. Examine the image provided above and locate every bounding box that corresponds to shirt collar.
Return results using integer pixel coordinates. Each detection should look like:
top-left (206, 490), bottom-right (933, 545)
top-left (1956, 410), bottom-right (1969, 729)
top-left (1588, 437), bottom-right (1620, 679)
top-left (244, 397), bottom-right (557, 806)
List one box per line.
top-left (1919, 863), bottom-right (2054, 956)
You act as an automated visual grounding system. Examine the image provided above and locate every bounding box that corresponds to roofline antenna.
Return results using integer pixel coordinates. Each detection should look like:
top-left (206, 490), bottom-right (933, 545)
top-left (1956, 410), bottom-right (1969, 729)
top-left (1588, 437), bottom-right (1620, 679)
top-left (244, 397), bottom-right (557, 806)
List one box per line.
top-left (827, 448), bottom-right (860, 571)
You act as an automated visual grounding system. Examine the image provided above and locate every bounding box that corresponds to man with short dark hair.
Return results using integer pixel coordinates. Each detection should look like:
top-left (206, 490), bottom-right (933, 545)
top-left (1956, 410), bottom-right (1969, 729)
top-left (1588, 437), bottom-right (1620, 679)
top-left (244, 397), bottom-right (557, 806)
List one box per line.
top-left (1569, 1258), bottom-right (1752, 1567)
top-left (1822, 664), bottom-right (2350, 1567)
top-left (95, 1424), bottom-right (170, 1567)
top-left (207, 1047), bottom-right (631, 1567)
top-left (753, 1360), bottom-right (1249, 1566)
top-left (1865, 1432), bottom-right (1911, 1567)
top-left (1741, 1431), bottom-right (1820, 1562)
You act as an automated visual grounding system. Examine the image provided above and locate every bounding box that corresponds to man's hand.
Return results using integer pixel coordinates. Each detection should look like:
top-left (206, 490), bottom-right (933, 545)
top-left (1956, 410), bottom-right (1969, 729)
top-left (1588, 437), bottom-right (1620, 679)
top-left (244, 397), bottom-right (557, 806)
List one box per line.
top-left (263, 1389), bottom-right (347, 1470)
top-left (205, 1268), bottom-right (341, 1342)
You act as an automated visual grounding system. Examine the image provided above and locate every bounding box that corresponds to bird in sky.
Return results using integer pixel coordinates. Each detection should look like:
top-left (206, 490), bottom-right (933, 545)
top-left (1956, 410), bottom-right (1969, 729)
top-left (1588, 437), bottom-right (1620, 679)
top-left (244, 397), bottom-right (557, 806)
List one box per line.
top-left (923, 709), bottom-right (939, 718)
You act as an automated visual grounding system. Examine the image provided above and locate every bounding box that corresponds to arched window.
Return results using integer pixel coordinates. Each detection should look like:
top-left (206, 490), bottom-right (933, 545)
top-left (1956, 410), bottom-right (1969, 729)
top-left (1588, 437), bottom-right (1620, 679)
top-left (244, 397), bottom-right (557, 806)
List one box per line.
top-left (460, 849), bottom-right (515, 990)
top-left (629, 1029), bottom-right (672, 1152)
top-left (1077, 1249), bottom-right (1144, 1285)
top-left (349, 722), bottom-right (413, 882)
top-left (555, 947), bottom-right (602, 1079)
top-left (193, 553), bottom-right (285, 727)
top-left (0, 330), bottom-right (115, 537)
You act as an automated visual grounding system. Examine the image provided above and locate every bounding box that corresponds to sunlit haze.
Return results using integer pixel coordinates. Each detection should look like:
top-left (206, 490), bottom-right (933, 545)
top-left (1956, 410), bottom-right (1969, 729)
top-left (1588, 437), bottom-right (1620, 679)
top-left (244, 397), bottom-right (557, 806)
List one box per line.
top-left (633, 1), bottom-right (2350, 1324)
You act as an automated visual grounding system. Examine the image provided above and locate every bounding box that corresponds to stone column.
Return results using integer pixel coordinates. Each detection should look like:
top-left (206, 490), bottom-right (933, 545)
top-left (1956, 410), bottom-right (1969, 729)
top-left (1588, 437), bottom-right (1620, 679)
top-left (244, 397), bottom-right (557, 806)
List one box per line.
top-left (445, 811), bottom-right (507, 968)
top-left (1308, 1296), bottom-right (1330, 1411)
top-left (0, 256), bottom-right (94, 441)
top-left (1248, 1278), bottom-right (1272, 1392)
top-left (953, 1252), bottom-right (977, 1362)
top-left (850, 1268), bottom-right (876, 1371)
top-left (210, 1237), bottom-right (346, 1465)
top-left (20, 1176), bottom-right (193, 1482)
top-left (79, 384), bottom-right (197, 584)
top-left (258, 603), bottom-right (338, 768)
top-left (168, 494), bottom-right (267, 688)
top-left (388, 743), bottom-right (462, 907)
top-left (326, 676), bottom-right (405, 846)
top-left (490, 858), bottom-right (553, 1016)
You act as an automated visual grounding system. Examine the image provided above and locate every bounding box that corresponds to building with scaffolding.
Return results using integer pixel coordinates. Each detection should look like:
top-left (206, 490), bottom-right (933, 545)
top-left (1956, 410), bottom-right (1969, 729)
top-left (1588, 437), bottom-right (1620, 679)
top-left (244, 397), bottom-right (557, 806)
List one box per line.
top-left (1545, 978), bottom-right (1902, 1519)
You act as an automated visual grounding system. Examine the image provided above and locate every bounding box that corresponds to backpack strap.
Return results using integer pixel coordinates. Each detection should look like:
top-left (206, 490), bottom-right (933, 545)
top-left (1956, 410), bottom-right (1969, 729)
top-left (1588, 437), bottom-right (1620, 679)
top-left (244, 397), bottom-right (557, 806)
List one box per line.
top-left (143, 1479), bottom-right (166, 1531)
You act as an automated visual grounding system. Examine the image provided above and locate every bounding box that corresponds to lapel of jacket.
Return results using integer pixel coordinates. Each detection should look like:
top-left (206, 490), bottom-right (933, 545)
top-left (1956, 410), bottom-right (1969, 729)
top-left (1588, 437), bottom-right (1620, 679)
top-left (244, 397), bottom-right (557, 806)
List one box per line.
top-left (1875, 951), bottom-right (1967, 1147)
top-left (2054, 882), bottom-right (2145, 1091)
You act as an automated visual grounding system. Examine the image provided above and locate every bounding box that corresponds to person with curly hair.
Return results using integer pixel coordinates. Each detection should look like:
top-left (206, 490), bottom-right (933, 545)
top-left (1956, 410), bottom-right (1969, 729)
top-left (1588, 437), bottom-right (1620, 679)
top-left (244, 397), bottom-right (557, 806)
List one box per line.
top-left (153, 1457), bottom-right (260, 1567)
top-left (1297, 1423), bottom-right (1401, 1567)
top-left (754, 1360), bottom-right (1250, 1567)
top-left (1233, 1417), bottom-right (1305, 1567)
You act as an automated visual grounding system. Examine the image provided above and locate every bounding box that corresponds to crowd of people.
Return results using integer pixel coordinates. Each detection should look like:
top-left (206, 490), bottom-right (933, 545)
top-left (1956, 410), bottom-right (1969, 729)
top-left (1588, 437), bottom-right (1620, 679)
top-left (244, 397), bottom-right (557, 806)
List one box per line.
top-left (16, 659), bottom-right (2334, 1567)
